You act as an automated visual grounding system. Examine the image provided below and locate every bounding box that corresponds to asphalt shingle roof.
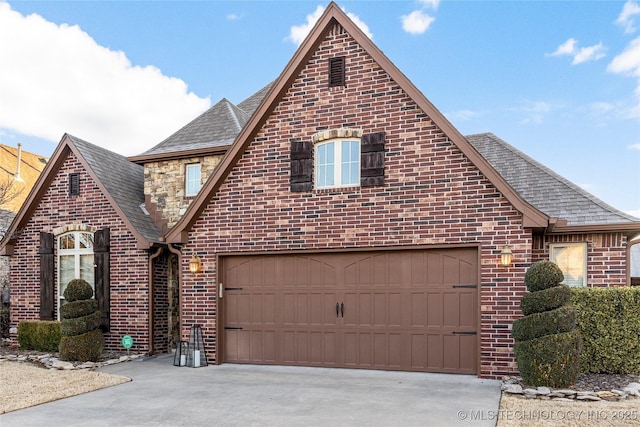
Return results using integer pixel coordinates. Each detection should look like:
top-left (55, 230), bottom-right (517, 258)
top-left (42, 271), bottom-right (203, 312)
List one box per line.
top-left (139, 98), bottom-right (251, 157)
top-left (466, 132), bottom-right (639, 226)
top-left (67, 135), bottom-right (162, 243)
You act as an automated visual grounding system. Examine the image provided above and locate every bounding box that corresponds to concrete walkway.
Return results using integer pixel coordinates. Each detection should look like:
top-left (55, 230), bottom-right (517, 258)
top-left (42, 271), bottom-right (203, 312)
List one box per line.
top-left (1, 355), bottom-right (501, 427)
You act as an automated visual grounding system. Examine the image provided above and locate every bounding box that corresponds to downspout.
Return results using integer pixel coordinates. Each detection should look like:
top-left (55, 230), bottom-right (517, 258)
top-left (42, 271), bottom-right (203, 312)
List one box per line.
top-left (167, 243), bottom-right (182, 343)
top-left (148, 246), bottom-right (164, 356)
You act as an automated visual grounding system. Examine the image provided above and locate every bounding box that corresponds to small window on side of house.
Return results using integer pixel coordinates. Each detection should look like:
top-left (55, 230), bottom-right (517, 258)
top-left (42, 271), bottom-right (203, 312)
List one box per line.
top-left (185, 163), bottom-right (201, 197)
top-left (549, 243), bottom-right (587, 287)
top-left (69, 173), bottom-right (80, 196)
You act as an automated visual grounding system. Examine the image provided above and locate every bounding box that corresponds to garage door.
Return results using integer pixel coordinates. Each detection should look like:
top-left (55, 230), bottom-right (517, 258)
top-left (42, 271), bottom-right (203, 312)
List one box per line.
top-left (221, 248), bottom-right (477, 374)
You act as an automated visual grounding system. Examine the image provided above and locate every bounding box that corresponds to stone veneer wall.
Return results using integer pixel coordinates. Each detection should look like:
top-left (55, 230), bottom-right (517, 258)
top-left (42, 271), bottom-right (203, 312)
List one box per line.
top-left (8, 152), bottom-right (152, 353)
top-left (177, 23), bottom-right (536, 379)
top-left (144, 156), bottom-right (224, 228)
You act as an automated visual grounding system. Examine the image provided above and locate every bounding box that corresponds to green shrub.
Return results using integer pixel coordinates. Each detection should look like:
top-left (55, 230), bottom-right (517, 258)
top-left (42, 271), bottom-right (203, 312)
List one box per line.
top-left (520, 285), bottom-right (571, 316)
top-left (512, 305), bottom-right (575, 342)
top-left (572, 287), bottom-right (640, 374)
top-left (514, 330), bottom-right (582, 387)
top-left (17, 321), bottom-right (61, 352)
top-left (60, 299), bottom-right (98, 320)
top-left (63, 279), bottom-right (93, 302)
top-left (59, 330), bottom-right (104, 362)
top-left (59, 278), bottom-right (103, 362)
top-left (60, 311), bottom-right (101, 337)
top-left (514, 260), bottom-right (580, 387)
top-left (524, 261), bottom-right (564, 292)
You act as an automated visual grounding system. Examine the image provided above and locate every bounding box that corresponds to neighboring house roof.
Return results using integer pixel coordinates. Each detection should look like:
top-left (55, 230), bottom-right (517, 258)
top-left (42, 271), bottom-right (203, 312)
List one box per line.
top-left (1, 134), bottom-right (162, 253)
top-left (129, 98), bottom-right (253, 163)
top-left (467, 133), bottom-right (639, 227)
top-left (0, 143), bottom-right (48, 212)
top-left (165, 2), bottom-right (550, 244)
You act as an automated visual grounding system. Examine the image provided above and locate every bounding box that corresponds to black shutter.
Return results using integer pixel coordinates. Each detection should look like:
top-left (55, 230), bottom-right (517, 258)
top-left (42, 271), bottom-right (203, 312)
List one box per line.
top-left (361, 132), bottom-right (385, 187)
top-left (39, 232), bottom-right (55, 320)
top-left (290, 140), bottom-right (313, 192)
top-left (94, 228), bottom-right (110, 332)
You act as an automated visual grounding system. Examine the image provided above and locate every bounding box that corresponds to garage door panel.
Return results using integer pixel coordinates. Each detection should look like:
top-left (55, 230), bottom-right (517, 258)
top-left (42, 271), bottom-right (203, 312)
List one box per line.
top-left (223, 248), bottom-right (477, 374)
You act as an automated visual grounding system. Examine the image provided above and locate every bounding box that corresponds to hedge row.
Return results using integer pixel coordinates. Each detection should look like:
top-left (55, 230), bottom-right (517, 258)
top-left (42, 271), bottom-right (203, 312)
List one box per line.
top-left (17, 321), bottom-right (61, 352)
top-left (572, 287), bottom-right (640, 374)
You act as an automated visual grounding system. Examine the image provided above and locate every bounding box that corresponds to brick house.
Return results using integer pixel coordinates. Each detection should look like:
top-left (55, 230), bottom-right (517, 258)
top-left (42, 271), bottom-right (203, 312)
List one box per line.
top-left (1, 3), bottom-right (639, 378)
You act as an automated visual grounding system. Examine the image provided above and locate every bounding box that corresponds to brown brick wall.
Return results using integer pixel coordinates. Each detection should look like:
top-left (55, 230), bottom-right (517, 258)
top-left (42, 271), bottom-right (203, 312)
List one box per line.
top-left (178, 24), bottom-right (534, 379)
top-left (8, 152), bottom-right (151, 353)
top-left (532, 233), bottom-right (629, 286)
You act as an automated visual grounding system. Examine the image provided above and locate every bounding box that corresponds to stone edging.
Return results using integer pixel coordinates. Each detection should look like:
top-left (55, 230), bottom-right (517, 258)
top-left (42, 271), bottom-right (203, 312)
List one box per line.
top-left (502, 376), bottom-right (640, 402)
top-left (0, 352), bottom-right (145, 370)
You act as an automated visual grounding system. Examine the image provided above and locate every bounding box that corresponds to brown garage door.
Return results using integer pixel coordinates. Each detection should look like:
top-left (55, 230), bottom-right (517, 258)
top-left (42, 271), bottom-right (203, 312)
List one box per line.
top-left (221, 248), bottom-right (477, 374)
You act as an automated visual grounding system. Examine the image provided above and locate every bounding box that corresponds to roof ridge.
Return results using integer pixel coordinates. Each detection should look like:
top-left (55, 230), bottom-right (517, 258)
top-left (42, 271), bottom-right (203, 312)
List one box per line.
top-left (469, 133), bottom-right (639, 223)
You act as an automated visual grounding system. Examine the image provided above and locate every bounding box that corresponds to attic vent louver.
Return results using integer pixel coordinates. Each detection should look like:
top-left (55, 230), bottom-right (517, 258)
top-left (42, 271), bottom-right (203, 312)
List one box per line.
top-left (329, 57), bottom-right (345, 87)
top-left (69, 173), bottom-right (80, 196)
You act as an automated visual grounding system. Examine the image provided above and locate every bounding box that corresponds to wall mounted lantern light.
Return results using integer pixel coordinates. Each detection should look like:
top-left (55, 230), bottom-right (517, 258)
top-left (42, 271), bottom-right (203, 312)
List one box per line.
top-left (189, 254), bottom-right (203, 274)
top-left (500, 245), bottom-right (513, 267)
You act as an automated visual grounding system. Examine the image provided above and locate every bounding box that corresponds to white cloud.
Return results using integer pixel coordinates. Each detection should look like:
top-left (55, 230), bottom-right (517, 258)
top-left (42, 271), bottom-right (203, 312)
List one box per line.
top-left (608, 37), bottom-right (640, 79)
top-left (629, 143), bottom-right (640, 151)
top-left (288, 5), bottom-right (372, 46)
top-left (418, 0), bottom-right (440, 10)
top-left (572, 43), bottom-right (606, 64)
top-left (226, 13), bottom-right (241, 21)
top-left (0, 3), bottom-right (210, 156)
top-left (514, 100), bottom-right (553, 124)
top-left (445, 109), bottom-right (481, 121)
top-left (608, 36), bottom-right (640, 117)
top-left (615, 0), bottom-right (640, 34)
top-left (401, 10), bottom-right (435, 35)
top-left (551, 38), bottom-right (578, 56)
top-left (548, 38), bottom-right (606, 64)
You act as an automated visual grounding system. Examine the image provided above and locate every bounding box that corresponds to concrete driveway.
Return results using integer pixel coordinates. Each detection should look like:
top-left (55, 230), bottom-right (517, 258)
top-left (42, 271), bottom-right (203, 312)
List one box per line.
top-left (1, 355), bottom-right (502, 427)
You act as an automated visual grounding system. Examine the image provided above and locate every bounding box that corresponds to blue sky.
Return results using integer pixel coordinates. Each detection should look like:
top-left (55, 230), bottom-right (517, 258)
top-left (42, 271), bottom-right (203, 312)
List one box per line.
top-left (0, 0), bottom-right (639, 217)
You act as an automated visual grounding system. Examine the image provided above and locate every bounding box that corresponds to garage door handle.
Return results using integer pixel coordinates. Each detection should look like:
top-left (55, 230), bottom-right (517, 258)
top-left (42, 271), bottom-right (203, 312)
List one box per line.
top-left (452, 331), bottom-right (477, 335)
top-left (340, 302), bottom-right (344, 318)
top-left (336, 303), bottom-right (339, 318)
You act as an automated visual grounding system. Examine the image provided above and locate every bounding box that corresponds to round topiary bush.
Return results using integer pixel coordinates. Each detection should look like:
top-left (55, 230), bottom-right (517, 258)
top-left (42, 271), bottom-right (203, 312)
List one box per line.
top-left (59, 279), bottom-right (104, 362)
top-left (63, 278), bottom-right (94, 302)
top-left (520, 285), bottom-right (572, 316)
top-left (524, 260), bottom-right (565, 293)
top-left (514, 261), bottom-right (581, 387)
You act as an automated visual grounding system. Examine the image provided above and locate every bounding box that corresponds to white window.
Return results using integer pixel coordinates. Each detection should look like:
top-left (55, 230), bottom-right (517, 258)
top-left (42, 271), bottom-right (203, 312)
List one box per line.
top-left (57, 231), bottom-right (94, 318)
top-left (315, 139), bottom-right (360, 188)
top-left (550, 243), bottom-right (587, 287)
top-left (185, 163), bottom-right (201, 196)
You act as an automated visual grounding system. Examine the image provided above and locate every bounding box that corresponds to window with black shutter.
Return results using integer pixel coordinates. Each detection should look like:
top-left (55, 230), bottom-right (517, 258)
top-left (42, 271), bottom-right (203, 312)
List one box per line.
top-left (39, 232), bottom-right (55, 320)
top-left (360, 132), bottom-right (385, 187)
top-left (290, 140), bottom-right (313, 192)
top-left (69, 173), bottom-right (80, 196)
top-left (94, 228), bottom-right (111, 332)
top-left (329, 57), bottom-right (346, 87)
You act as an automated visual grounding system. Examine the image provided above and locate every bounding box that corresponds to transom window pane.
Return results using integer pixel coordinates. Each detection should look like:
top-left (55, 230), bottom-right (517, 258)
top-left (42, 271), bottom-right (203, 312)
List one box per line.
top-left (186, 164), bottom-right (201, 196)
top-left (315, 139), bottom-right (360, 188)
